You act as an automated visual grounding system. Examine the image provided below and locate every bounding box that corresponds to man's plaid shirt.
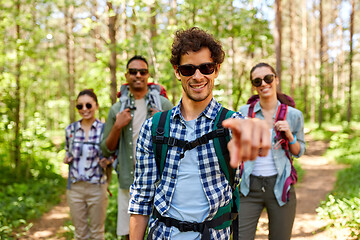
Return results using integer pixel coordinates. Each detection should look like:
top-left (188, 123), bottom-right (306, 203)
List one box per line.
top-left (129, 98), bottom-right (244, 240)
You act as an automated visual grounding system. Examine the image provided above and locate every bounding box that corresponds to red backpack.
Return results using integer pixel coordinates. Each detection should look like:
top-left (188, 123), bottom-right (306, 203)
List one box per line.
top-left (245, 94), bottom-right (298, 202)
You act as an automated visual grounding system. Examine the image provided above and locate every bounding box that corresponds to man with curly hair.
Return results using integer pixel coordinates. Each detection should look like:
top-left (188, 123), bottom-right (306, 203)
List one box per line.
top-left (128, 27), bottom-right (270, 240)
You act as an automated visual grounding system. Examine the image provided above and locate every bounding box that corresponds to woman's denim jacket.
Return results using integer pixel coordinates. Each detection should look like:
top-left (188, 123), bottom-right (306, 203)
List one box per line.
top-left (239, 100), bottom-right (306, 206)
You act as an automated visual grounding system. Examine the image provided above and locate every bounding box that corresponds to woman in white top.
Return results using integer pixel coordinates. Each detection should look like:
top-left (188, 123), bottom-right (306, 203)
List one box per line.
top-left (238, 63), bottom-right (306, 240)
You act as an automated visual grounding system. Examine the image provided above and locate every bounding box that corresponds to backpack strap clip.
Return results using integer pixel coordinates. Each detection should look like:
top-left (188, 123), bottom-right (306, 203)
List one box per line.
top-left (167, 137), bottom-right (179, 147)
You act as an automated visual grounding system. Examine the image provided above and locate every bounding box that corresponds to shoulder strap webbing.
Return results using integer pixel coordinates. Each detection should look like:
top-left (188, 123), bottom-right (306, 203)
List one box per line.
top-left (275, 104), bottom-right (291, 157)
top-left (152, 110), bottom-right (171, 174)
top-left (248, 100), bottom-right (257, 118)
top-left (213, 107), bottom-right (235, 186)
top-left (152, 108), bottom-right (235, 182)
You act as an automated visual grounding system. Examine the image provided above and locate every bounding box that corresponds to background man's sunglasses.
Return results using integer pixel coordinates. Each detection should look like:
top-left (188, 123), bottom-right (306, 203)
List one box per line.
top-left (128, 68), bottom-right (149, 76)
top-left (76, 103), bottom-right (92, 110)
top-left (177, 62), bottom-right (216, 76)
top-left (251, 74), bottom-right (275, 87)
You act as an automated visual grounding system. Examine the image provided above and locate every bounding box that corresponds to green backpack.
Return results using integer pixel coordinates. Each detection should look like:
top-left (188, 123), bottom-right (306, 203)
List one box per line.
top-left (151, 107), bottom-right (239, 235)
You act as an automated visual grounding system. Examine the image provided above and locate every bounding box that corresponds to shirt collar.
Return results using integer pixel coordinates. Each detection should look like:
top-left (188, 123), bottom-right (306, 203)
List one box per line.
top-left (75, 119), bottom-right (101, 131)
top-left (173, 97), bottom-right (222, 121)
top-left (253, 99), bottom-right (281, 114)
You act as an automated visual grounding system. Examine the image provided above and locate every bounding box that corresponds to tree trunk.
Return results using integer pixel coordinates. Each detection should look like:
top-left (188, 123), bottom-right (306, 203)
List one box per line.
top-left (65, 3), bottom-right (76, 123)
top-left (347, 0), bottom-right (355, 124)
top-left (14, 0), bottom-right (21, 172)
top-left (91, 0), bottom-right (99, 62)
top-left (169, 0), bottom-right (178, 105)
top-left (302, 0), bottom-right (309, 118)
top-left (310, 1), bottom-right (317, 124)
top-left (149, 2), bottom-right (158, 82)
top-left (318, 0), bottom-right (324, 128)
top-left (289, 0), bottom-right (295, 97)
top-left (274, 0), bottom-right (282, 91)
top-left (107, 2), bottom-right (118, 105)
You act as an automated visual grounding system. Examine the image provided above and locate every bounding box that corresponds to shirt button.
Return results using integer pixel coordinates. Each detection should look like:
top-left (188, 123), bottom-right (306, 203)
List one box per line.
top-left (129, 127), bottom-right (132, 131)
top-left (131, 171), bottom-right (133, 175)
top-left (130, 156), bottom-right (133, 159)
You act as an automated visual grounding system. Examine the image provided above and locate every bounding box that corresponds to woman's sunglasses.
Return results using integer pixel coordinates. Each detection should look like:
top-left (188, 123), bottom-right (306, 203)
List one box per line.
top-left (177, 62), bottom-right (216, 76)
top-left (251, 74), bottom-right (275, 87)
top-left (76, 103), bottom-right (92, 110)
top-left (128, 68), bottom-right (149, 76)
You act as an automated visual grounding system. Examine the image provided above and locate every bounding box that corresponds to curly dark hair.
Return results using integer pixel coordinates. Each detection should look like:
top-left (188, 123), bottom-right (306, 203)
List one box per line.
top-left (170, 27), bottom-right (225, 66)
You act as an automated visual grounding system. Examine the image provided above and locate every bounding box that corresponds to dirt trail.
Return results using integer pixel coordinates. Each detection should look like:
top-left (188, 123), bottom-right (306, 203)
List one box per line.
top-left (21, 194), bottom-right (69, 240)
top-left (23, 136), bottom-right (349, 239)
top-left (255, 136), bottom-right (351, 240)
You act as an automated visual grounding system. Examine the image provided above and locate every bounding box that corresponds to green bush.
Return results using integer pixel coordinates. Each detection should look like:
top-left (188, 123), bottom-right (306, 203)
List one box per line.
top-left (0, 176), bottom-right (66, 239)
top-left (316, 127), bottom-right (360, 238)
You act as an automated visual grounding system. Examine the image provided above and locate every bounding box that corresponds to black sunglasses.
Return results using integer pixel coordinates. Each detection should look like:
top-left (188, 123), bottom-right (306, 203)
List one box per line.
top-left (76, 103), bottom-right (92, 110)
top-left (251, 74), bottom-right (275, 87)
top-left (177, 62), bottom-right (216, 76)
top-left (128, 68), bottom-right (149, 76)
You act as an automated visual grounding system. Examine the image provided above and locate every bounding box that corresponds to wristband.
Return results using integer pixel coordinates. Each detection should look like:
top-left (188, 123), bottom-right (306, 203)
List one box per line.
top-left (289, 135), bottom-right (297, 145)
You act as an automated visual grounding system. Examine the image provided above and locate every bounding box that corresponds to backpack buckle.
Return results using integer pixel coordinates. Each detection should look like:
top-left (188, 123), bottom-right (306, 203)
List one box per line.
top-left (178, 220), bottom-right (194, 232)
top-left (216, 128), bottom-right (226, 137)
top-left (167, 137), bottom-right (177, 147)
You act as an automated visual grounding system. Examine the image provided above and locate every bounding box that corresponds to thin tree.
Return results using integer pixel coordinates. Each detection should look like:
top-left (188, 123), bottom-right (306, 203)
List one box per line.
top-left (347, 0), bottom-right (355, 124)
top-left (148, 1), bottom-right (159, 82)
top-left (289, 0), bottom-right (295, 97)
top-left (107, 1), bottom-right (119, 105)
top-left (14, 0), bottom-right (21, 172)
top-left (64, 1), bottom-right (76, 123)
top-left (310, 1), bottom-right (317, 123)
top-left (169, 0), bottom-right (178, 105)
top-left (318, 0), bottom-right (325, 128)
top-left (274, 0), bottom-right (282, 91)
top-left (302, 0), bottom-right (309, 118)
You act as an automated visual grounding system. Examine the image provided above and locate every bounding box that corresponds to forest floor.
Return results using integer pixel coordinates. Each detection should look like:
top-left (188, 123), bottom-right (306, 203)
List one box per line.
top-left (255, 135), bottom-right (352, 240)
top-left (22, 135), bottom-right (351, 240)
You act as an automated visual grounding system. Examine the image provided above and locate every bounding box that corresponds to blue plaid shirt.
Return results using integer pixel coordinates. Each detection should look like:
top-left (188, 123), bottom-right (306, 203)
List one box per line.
top-left (65, 119), bottom-right (106, 185)
top-left (129, 98), bottom-right (244, 240)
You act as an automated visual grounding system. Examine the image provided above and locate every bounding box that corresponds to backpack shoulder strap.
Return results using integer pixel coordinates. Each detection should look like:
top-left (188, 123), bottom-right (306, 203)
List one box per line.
top-left (152, 110), bottom-right (172, 175)
top-left (68, 123), bottom-right (76, 157)
top-left (213, 107), bottom-right (235, 186)
top-left (247, 100), bottom-right (258, 118)
top-left (275, 103), bottom-right (288, 122)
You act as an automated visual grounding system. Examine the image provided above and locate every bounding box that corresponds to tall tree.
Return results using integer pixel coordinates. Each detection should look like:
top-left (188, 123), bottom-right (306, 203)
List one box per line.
top-left (318, 0), bottom-right (325, 128)
top-left (302, 0), bottom-right (309, 118)
top-left (64, 1), bottom-right (76, 123)
top-left (289, 0), bottom-right (295, 97)
top-left (274, 0), bottom-right (282, 91)
top-left (347, 0), bottom-right (355, 124)
top-left (107, 1), bottom-right (119, 105)
top-left (310, 1), bottom-right (317, 123)
top-left (14, 0), bottom-right (21, 171)
top-left (169, 0), bottom-right (178, 105)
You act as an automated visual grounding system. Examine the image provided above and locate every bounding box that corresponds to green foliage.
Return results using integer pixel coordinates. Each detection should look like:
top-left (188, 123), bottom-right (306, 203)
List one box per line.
top-left (316, 127), bottom-right (360, 238)
top-left (0, 173), bottom-right (66, 239)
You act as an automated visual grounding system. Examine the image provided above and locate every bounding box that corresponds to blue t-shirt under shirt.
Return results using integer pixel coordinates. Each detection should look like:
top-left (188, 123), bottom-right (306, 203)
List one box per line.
top-left (168, 119), bottom-right (210, 239)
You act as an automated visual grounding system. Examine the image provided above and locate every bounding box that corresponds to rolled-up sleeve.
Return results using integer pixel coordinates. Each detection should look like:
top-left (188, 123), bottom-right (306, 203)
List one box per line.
top-left (100, 107), bottom-right (117, 158)
top-left (291, 109), bottom-right (306, 158)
